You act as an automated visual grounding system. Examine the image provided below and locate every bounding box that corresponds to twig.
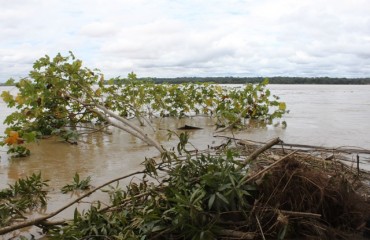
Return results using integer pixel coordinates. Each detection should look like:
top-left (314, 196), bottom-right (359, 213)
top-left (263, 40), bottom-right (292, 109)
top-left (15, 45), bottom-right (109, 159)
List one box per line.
top-left (279, 210), bottom-right (321, 218)
top-left (256, 215), bottom-right (266, 240)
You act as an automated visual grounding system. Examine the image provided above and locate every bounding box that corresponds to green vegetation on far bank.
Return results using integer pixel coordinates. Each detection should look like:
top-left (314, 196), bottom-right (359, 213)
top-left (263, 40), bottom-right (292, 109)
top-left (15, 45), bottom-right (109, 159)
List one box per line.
top-left (151, 76), bottom-right (370, 84)
top-left (2, 76), bottom-right (370, 86)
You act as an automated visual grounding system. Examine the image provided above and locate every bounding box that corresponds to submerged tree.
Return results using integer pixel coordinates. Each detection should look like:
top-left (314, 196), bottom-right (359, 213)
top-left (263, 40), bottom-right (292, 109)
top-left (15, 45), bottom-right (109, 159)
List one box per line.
top-left (0, 52), bottom-right (287, 157)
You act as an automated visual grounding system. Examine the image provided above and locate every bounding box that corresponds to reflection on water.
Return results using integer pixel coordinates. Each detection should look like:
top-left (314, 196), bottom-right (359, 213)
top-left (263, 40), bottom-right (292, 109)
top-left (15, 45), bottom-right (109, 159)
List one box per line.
top-left (1, 84), bottom-right (370, 238)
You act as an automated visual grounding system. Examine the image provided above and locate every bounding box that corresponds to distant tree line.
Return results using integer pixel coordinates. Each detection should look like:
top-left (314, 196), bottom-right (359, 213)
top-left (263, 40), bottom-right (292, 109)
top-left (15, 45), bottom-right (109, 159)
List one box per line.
top-left (150, 77), bottom-right (370, 84)
top-left (2, 76), bottom-right (370, 86)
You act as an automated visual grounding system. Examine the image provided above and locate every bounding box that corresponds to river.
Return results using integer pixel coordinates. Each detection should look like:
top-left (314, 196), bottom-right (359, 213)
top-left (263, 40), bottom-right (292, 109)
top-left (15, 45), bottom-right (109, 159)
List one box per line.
top-left (1, 84), bottom-right (370, 238)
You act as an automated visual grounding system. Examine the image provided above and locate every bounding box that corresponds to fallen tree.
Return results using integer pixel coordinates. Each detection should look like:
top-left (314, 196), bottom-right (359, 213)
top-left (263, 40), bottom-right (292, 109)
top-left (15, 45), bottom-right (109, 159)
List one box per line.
top-left (1, 138), bottom-right (370, 239)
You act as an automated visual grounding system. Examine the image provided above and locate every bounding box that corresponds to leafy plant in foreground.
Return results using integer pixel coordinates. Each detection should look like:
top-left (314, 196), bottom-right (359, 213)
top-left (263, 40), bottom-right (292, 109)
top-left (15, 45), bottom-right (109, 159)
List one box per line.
top-left (0, 173), bottom-right (49, 227)
top-left (49, 150), bottom-right (258, 239)
top-left (61, 173), bottom-right (92, 193)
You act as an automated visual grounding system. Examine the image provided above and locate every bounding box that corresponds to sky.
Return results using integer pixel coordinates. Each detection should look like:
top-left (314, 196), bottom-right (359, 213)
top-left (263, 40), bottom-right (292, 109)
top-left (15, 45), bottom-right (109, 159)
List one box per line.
top-left (1, 0), bottom-right (370, 82)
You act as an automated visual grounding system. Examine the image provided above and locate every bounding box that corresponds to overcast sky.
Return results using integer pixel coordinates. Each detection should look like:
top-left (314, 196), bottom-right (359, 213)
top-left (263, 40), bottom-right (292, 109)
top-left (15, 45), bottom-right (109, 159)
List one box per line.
top-left (1, 0), bottom-right (370, 81)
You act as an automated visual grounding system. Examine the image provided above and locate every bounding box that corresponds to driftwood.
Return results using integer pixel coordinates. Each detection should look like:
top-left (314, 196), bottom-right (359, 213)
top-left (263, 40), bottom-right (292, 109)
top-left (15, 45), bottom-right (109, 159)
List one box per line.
top-left (244, 137), bottom-right (281, 163)
top-left (215, 135), bottom-right (370, 155)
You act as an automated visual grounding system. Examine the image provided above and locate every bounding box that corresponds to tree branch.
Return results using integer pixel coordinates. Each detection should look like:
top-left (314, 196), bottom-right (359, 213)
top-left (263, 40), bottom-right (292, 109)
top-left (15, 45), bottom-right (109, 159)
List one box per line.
top-left (244, 137), bottom-right (281, 163)
top-left (0, 170), bottom-right (145, 235)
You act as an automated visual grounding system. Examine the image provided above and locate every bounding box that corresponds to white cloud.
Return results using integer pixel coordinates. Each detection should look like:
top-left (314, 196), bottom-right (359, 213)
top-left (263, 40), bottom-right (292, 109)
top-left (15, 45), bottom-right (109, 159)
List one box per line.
top-left (1, 0), bottom-right (370, 81)
top-left (80, 22), bottom-right (119, 38)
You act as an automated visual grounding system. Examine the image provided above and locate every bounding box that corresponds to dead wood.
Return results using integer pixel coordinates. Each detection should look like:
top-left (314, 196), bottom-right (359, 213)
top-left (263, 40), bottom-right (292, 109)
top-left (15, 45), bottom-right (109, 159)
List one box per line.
top-left (244, 137), bottom-right (281, 163)
top-left (279, 210), bottom-right (321, 218)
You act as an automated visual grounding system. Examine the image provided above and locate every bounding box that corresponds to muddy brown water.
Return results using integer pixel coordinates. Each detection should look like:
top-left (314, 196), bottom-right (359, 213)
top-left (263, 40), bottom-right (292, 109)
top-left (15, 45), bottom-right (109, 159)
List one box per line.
top-left (1, 84), bottom-right (370, 238)
top-left (1, 117), bottom-right (224, 239)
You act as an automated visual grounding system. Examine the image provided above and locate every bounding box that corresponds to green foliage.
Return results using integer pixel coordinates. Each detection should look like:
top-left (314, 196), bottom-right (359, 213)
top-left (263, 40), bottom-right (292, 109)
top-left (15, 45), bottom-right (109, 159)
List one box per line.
top-left (1, 52), bottom-right (287, 156)
top-left (6, 145), bottom-right (30, 157)
top-left (4, 78), bottom-right (16, 86)
top-left (0, 173), bottom-right (49, 227)
top-left (167, 130), bottom-right (191, 155)
top-left (104, 76), bottom-right (287, 129)
top-left (152, 76), bottom-right (370, 85)
top-left (61, 173), bottom-right (92, 193)
top-left (49, 150), bottom-right (257, 239)
top-left (1, 52), bottom-right (106, 152)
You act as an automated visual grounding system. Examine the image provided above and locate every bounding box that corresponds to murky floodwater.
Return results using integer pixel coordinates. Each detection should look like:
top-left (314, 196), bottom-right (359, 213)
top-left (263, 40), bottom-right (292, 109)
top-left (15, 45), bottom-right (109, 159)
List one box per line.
top-left (1, 84), bottom-right (370, 238)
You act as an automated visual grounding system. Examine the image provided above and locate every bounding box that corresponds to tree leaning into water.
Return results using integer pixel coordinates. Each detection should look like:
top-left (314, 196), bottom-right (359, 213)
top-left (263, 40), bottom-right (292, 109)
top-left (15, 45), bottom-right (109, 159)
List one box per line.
top-left (0, 52), bottom-right (287, 156)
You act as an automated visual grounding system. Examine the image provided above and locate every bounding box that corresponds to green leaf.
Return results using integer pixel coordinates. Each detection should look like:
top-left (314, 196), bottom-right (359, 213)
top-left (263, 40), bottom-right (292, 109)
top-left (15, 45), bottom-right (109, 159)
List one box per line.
top-left (5, 78), bottom-right (16, 86)
top-left (208, 194), bottom-right (216, 209)
top-left (22, 131), bottom-right (37, 143)
top-left (216, 192), bottom-right (229, 204)
top-left (279, 102), bottom-right (286, 111)
top-left (1, 91), bottom-right (14, 103)
top-left (262, 78), bottom-right (269, 85)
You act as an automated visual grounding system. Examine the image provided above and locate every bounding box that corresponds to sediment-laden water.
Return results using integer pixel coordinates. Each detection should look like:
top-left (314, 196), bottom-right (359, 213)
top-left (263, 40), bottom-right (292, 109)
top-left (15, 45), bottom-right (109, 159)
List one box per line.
top-left (1, 84), bottom-right (370, 238)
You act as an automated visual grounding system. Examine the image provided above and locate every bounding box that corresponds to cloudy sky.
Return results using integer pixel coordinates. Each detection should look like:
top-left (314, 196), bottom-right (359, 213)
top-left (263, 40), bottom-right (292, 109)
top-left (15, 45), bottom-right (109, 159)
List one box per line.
top-left (1, 0), bottom-right (370, 81)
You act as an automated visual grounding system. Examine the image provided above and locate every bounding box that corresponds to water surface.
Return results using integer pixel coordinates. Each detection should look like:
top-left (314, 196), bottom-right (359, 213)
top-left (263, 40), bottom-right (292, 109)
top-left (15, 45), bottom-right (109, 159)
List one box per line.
top-left (1, 84), bottom-right (370, 237)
